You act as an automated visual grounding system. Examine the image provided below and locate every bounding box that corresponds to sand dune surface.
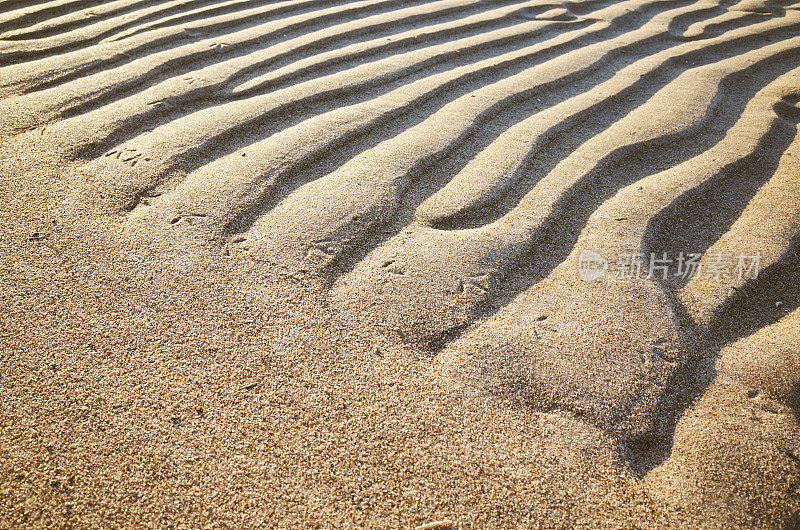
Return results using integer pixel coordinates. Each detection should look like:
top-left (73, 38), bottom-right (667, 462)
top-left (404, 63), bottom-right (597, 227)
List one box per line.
top-left (1, 0), bottom-right (799, 526)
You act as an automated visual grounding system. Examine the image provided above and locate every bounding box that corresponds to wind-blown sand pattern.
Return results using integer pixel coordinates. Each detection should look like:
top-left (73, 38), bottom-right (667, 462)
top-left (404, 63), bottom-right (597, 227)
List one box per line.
top-left (1, 0), bottom-right (798, 526)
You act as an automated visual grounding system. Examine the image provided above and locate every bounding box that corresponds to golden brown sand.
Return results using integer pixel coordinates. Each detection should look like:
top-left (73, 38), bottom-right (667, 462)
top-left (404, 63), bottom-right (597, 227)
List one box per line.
top-left (1, 0), bottom-right (798, 526)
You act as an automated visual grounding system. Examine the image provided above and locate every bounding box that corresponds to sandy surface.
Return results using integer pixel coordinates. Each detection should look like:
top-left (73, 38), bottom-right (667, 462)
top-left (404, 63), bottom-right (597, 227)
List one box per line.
top-left (1, 0), bottom-right (799, 527)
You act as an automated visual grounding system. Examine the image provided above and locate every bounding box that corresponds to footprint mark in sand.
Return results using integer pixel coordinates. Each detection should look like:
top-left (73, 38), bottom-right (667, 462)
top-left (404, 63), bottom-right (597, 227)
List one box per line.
top-left (105, 147), bottom-right (150, 167)
top-left (170, 213), bottom-right (209, 226)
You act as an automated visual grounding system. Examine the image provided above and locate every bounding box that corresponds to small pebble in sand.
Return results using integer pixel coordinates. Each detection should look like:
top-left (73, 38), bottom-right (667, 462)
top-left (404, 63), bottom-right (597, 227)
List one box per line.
top-left (415, 521), bottom-right (453, 530)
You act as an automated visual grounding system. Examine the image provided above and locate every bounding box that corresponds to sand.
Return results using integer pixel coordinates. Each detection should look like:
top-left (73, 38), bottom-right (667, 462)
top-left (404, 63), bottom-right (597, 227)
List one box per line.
top-left (1, 0), bottom-right (798, 527)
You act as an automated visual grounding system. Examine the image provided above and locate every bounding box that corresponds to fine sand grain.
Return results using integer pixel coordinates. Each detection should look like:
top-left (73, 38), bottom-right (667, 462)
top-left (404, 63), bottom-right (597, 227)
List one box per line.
top-left (1, 0), bottom-right (798, 527)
